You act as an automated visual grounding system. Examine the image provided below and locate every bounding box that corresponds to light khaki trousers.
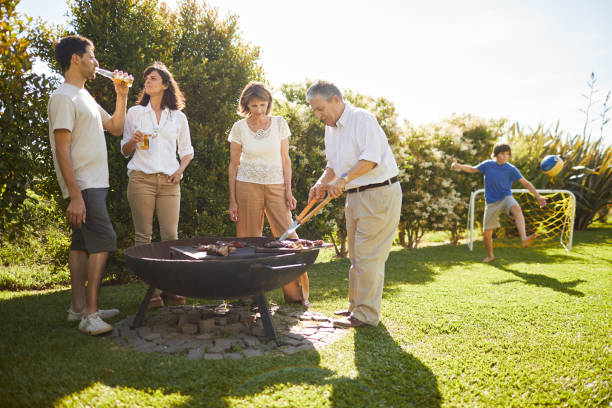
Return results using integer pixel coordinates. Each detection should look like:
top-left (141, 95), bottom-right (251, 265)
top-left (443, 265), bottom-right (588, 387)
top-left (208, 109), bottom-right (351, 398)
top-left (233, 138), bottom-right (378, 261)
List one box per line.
top-left (345, 182), bottom-right (402, 325)
top-left (235, 181), bottom-right (309, 303)
top-left (127, 171), bottom-right (180, 246)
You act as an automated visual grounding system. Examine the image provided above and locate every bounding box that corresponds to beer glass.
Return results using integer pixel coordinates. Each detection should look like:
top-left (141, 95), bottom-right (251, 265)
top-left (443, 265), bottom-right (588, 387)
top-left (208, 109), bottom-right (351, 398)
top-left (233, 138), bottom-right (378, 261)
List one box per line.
top-left (137, 117), bottom-right (156, 150)
top-left (139, 134), bottom-right (150, 150)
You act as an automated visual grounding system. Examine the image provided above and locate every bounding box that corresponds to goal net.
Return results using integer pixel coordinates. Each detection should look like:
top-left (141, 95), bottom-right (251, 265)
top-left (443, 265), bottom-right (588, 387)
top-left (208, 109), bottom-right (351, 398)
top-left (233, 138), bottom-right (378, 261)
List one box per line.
top-left (467, 189), bottom-right (576, 251)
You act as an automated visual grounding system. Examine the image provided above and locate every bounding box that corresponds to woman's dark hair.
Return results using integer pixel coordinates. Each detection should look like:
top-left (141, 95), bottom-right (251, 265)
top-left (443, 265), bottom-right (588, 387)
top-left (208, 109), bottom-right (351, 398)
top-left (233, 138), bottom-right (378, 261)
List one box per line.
top-left (237, 81), bottom-right (272, 117)
top-left (53, 35), bottom-right (93, 73)
top-left (492, 142), bottom-right (512, 158)
top-left (137, 62), bottom-right (185, 110)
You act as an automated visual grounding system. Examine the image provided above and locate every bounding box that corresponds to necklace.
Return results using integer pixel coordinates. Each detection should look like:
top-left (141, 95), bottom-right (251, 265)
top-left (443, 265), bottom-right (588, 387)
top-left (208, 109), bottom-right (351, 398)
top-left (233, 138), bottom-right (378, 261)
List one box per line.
top-left (140, 109), bottom-right (167, 139)
top-left (247, 117), bottom-right (272, 140)
top-left (252, 127), bottom-right (271, 139)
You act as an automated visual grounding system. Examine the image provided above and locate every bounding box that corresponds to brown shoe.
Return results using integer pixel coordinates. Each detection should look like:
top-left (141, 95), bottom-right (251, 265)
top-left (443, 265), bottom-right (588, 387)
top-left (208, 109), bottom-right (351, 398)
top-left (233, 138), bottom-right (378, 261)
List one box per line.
top-left (148, 294), bottom-right (164, 309)
top-left (161, 292), bottom-right (186, 306)
top-left (333, 310), bottom-right (351, 317)
top-left (333, 316), bottom-right (369, 328)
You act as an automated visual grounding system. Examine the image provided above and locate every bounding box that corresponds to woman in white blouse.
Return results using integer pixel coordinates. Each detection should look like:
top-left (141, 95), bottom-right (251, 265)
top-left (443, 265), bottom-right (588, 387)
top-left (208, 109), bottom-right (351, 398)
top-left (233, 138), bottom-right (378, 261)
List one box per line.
top-left (122, 62), bottom-right (193, 308)
top-left (227, 82), bottom-right (310, 307)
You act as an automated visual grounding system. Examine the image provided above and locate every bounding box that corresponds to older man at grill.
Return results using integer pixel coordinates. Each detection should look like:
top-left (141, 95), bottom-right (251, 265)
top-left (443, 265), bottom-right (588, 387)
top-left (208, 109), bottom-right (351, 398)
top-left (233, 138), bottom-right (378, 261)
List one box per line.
top-left (307, 80), bottom-right (402, 328)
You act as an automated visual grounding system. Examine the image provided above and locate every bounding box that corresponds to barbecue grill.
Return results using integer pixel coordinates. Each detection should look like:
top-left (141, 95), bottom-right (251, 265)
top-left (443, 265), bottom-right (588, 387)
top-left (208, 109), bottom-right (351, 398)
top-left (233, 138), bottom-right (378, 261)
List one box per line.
top-left (124, 236), bottom-right (325, 345)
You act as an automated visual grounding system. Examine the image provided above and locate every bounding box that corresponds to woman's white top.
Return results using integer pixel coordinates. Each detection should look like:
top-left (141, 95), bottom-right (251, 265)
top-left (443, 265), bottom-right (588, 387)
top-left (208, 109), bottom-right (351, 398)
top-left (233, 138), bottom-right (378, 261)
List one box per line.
top-left (228, 116), bottom-right (290, 184)
top-left (122, 103), bottom-right (194, 176)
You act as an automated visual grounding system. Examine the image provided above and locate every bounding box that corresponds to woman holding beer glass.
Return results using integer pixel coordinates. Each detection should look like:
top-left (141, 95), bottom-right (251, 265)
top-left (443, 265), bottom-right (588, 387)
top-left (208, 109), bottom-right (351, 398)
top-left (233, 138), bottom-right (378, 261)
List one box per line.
top-left (122, 62), bottom-right (193, 308)
top-left (227, 81), bottom-right (310, 307)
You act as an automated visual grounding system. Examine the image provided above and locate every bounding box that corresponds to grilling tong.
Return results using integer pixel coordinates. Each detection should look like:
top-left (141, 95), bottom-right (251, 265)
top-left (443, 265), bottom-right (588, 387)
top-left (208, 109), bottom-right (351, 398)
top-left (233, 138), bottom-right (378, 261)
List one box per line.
top-left (278, 194), bottom-right (334, 240)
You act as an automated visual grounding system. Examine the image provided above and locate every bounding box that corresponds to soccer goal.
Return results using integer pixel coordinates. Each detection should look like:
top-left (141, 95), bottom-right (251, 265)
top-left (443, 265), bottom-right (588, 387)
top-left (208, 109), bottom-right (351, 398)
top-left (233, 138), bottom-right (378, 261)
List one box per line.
top-left (467, 189), bottom-right (576, 251)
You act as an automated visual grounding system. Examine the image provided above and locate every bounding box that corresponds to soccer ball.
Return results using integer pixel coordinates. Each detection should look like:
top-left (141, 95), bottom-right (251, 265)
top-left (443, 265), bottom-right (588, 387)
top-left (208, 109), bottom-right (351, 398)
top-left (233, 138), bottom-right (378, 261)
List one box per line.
top-left (540, 155), bottom-right (563, 177)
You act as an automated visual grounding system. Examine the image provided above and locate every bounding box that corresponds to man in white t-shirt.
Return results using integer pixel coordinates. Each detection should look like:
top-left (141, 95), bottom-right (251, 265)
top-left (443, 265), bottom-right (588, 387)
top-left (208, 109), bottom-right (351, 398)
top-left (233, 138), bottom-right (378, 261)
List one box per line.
top-left (307, 80), bottom-right (402, 328)
top-left (47, 35), bottom-right (130, 335)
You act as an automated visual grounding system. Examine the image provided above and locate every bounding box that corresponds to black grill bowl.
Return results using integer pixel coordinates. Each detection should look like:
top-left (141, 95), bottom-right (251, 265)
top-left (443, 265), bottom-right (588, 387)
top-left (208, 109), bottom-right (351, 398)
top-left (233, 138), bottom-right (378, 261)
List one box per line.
top-left (123, 236), bottom-right (320, 299)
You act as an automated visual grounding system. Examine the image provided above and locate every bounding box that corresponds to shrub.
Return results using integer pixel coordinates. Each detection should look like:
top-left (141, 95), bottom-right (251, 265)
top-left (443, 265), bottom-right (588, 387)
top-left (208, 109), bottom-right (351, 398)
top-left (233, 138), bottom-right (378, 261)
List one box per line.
top-left (0, 0), bottom-right (58, 237)
top-left (395, 115), bottom-right (504, 248)
top-left (397, 128), bottom-right (463, 248)
top-left (507, 124), bottom-right (611, 230)
top-left (428, 115), bottom-right (504, 243)
top-left (33, 0), bottom-right (263, 280)
top-left (276, 82), bottom-right (403, 256)
top-left (275, 83), bottom-right (346, 256)
top-left (0, 191), bottom-right (71, 289)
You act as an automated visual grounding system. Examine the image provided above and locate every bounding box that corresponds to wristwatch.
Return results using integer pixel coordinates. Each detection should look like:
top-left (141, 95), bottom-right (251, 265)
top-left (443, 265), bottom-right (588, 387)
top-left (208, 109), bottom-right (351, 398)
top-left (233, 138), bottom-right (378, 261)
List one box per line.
top-left (340, 172), bottom-right (349, 183)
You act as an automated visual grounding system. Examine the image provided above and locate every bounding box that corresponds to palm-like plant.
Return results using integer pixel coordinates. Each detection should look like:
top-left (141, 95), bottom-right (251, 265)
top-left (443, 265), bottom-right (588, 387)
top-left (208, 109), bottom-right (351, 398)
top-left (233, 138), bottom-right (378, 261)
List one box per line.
top-left (507, 127), bottom-right (611, 231)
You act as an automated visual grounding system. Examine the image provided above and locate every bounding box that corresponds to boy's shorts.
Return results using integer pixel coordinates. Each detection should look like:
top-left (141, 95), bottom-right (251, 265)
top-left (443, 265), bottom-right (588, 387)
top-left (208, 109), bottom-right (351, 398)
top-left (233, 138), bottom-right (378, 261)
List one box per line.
top-left (483, 195), bottom-right (519, 231)
top-left (70, 188), bottom-right (117, 254)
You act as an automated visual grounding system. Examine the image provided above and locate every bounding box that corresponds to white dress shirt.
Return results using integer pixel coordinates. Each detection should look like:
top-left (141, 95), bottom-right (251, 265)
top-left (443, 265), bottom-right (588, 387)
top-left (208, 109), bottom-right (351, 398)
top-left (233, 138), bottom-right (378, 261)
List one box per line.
top-left (324, 103), bottom-right (399, 189)
top-left (122, 103), bottom-right (194, 176)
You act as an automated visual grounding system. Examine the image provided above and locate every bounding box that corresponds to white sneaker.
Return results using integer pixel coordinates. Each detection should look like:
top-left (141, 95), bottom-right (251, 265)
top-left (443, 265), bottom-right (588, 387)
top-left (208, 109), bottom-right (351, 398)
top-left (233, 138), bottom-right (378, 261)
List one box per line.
top-left (68, 308), bottom-right (120, 322)
top-left (78, 312), bottom-right (113, 335)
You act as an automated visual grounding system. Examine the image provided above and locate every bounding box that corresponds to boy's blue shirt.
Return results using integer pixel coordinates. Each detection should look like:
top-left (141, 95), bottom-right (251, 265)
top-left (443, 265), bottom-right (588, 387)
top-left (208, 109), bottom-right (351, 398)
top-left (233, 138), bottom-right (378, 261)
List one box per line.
top-left (476, 160), bottom-right (523, 204)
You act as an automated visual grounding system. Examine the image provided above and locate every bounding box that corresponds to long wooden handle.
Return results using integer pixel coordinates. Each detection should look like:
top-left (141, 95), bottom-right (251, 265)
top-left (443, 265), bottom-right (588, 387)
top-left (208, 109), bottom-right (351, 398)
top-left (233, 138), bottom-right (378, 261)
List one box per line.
top-left (299, 195), bottom-right (333, 225)
top-left (296, 200), bottom-right (317, 222)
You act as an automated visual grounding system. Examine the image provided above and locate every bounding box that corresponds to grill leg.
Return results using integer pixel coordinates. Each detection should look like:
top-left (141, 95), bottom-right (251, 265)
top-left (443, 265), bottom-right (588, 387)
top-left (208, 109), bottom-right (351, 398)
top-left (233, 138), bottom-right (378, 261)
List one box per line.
top-left (130, 285), bottom-right (156, 329)
top-left (254, 294), bottom-right (280, 346)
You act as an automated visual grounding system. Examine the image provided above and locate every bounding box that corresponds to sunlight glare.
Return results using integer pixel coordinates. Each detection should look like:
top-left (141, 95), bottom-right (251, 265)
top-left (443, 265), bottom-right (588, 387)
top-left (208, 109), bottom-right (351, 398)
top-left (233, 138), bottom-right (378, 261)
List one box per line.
top-left (55, 382), bottom-right (190, 407)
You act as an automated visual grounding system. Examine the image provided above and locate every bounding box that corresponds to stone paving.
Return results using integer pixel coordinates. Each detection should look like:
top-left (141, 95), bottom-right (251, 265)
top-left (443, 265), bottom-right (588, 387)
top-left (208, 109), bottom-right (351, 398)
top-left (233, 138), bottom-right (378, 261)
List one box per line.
top-left (107, 302), bottom-right (349, 359)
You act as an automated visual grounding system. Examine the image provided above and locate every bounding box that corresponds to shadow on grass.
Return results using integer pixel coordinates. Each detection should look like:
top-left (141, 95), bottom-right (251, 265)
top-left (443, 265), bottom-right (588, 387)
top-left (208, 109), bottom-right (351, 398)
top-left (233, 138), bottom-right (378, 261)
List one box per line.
top-left (305, 248), bottom-right (444, 309)
top-left (229, 324), bottom-right (440, 407)
top-left (572, 225), bottom-right (612, 246)
top-left (4, 226), bottom-right (607, 405)
top-left (307, 238), bottom-right (588, 305)
top-left (0, 286), bottom-right (440, 407)
top-left (490, 264), bottom-right (586, 297)
top-left (346, 324), bottom-right (440, 406)
top-left (435, 238), bottom-right (586, 264)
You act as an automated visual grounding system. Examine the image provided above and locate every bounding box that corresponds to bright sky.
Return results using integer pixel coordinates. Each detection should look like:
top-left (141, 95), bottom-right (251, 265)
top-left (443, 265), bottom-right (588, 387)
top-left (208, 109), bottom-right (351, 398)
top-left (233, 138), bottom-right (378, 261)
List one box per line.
top-left (17, 0), bottom-right (612, 144)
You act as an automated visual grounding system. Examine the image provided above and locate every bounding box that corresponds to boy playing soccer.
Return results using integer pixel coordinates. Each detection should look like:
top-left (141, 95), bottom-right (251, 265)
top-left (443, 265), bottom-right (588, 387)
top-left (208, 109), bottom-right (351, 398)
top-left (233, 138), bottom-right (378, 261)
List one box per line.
top-left (451, 143), bottom-right (547, 262)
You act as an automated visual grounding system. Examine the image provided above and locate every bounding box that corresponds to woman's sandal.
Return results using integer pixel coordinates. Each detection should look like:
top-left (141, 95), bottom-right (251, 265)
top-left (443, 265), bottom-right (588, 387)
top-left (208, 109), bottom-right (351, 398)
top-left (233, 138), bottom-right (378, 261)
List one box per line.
top-left (148, 294), bottom-right (164, 309)
top-left (161, 292), bottom-right (186, 306)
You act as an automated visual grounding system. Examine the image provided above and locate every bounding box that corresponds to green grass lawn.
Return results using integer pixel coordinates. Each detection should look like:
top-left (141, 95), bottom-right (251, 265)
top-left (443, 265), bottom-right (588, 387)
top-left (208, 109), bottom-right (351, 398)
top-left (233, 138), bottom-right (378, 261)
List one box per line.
top-left (1, 225), bottom-right (610, 407)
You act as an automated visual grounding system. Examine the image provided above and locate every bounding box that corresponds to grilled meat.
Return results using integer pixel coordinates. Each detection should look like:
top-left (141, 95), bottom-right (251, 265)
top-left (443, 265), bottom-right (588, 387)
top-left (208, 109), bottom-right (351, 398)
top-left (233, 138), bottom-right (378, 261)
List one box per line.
top-left (196, 243), bottom-right (235, 256)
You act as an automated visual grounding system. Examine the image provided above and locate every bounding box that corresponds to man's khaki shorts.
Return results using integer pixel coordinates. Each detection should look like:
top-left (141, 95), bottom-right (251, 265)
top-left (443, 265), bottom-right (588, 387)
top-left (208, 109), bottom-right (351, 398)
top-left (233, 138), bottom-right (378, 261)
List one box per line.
top-left (483, 195), bottom-right (519, 231)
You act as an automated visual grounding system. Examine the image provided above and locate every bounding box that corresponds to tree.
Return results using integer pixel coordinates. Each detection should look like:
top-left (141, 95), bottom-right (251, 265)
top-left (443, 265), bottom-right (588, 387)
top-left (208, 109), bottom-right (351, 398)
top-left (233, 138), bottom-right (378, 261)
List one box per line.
top-left (34, 0), bottom-right (263, 278)
top-left (0, 0), bottom-right (58, 237)
top-left (276, 81), bottom-right (403, 256)
top-left (395, 115), bottom-right (504, 248)
top-left (274, 84), bottom-right (338, 250)
top-left (396, 127), bottom-right (459, 248)
top-left (433, 115), bottom-right (504, 243)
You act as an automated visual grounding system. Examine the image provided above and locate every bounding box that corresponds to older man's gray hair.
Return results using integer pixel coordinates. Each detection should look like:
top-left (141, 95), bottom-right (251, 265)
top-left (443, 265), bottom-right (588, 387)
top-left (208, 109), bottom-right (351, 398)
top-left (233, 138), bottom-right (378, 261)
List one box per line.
top-left (306, 80), bottom-right (343, 103)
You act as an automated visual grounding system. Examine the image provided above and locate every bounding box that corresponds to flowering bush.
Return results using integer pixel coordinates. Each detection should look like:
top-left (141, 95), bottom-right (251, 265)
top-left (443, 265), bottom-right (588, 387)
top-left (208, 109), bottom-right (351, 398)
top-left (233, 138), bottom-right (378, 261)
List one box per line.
top-left (397, 129), bottom-right (463, 248)
top-left (433, 115), bottom-right (504, 242)
top-left (397, 115), bottom-right (503, 247)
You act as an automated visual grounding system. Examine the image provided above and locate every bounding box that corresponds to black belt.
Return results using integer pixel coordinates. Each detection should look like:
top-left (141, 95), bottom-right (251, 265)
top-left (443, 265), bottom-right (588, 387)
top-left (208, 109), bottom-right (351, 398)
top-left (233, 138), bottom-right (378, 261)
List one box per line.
top-left (346, 176), bottom-right (399, 194)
